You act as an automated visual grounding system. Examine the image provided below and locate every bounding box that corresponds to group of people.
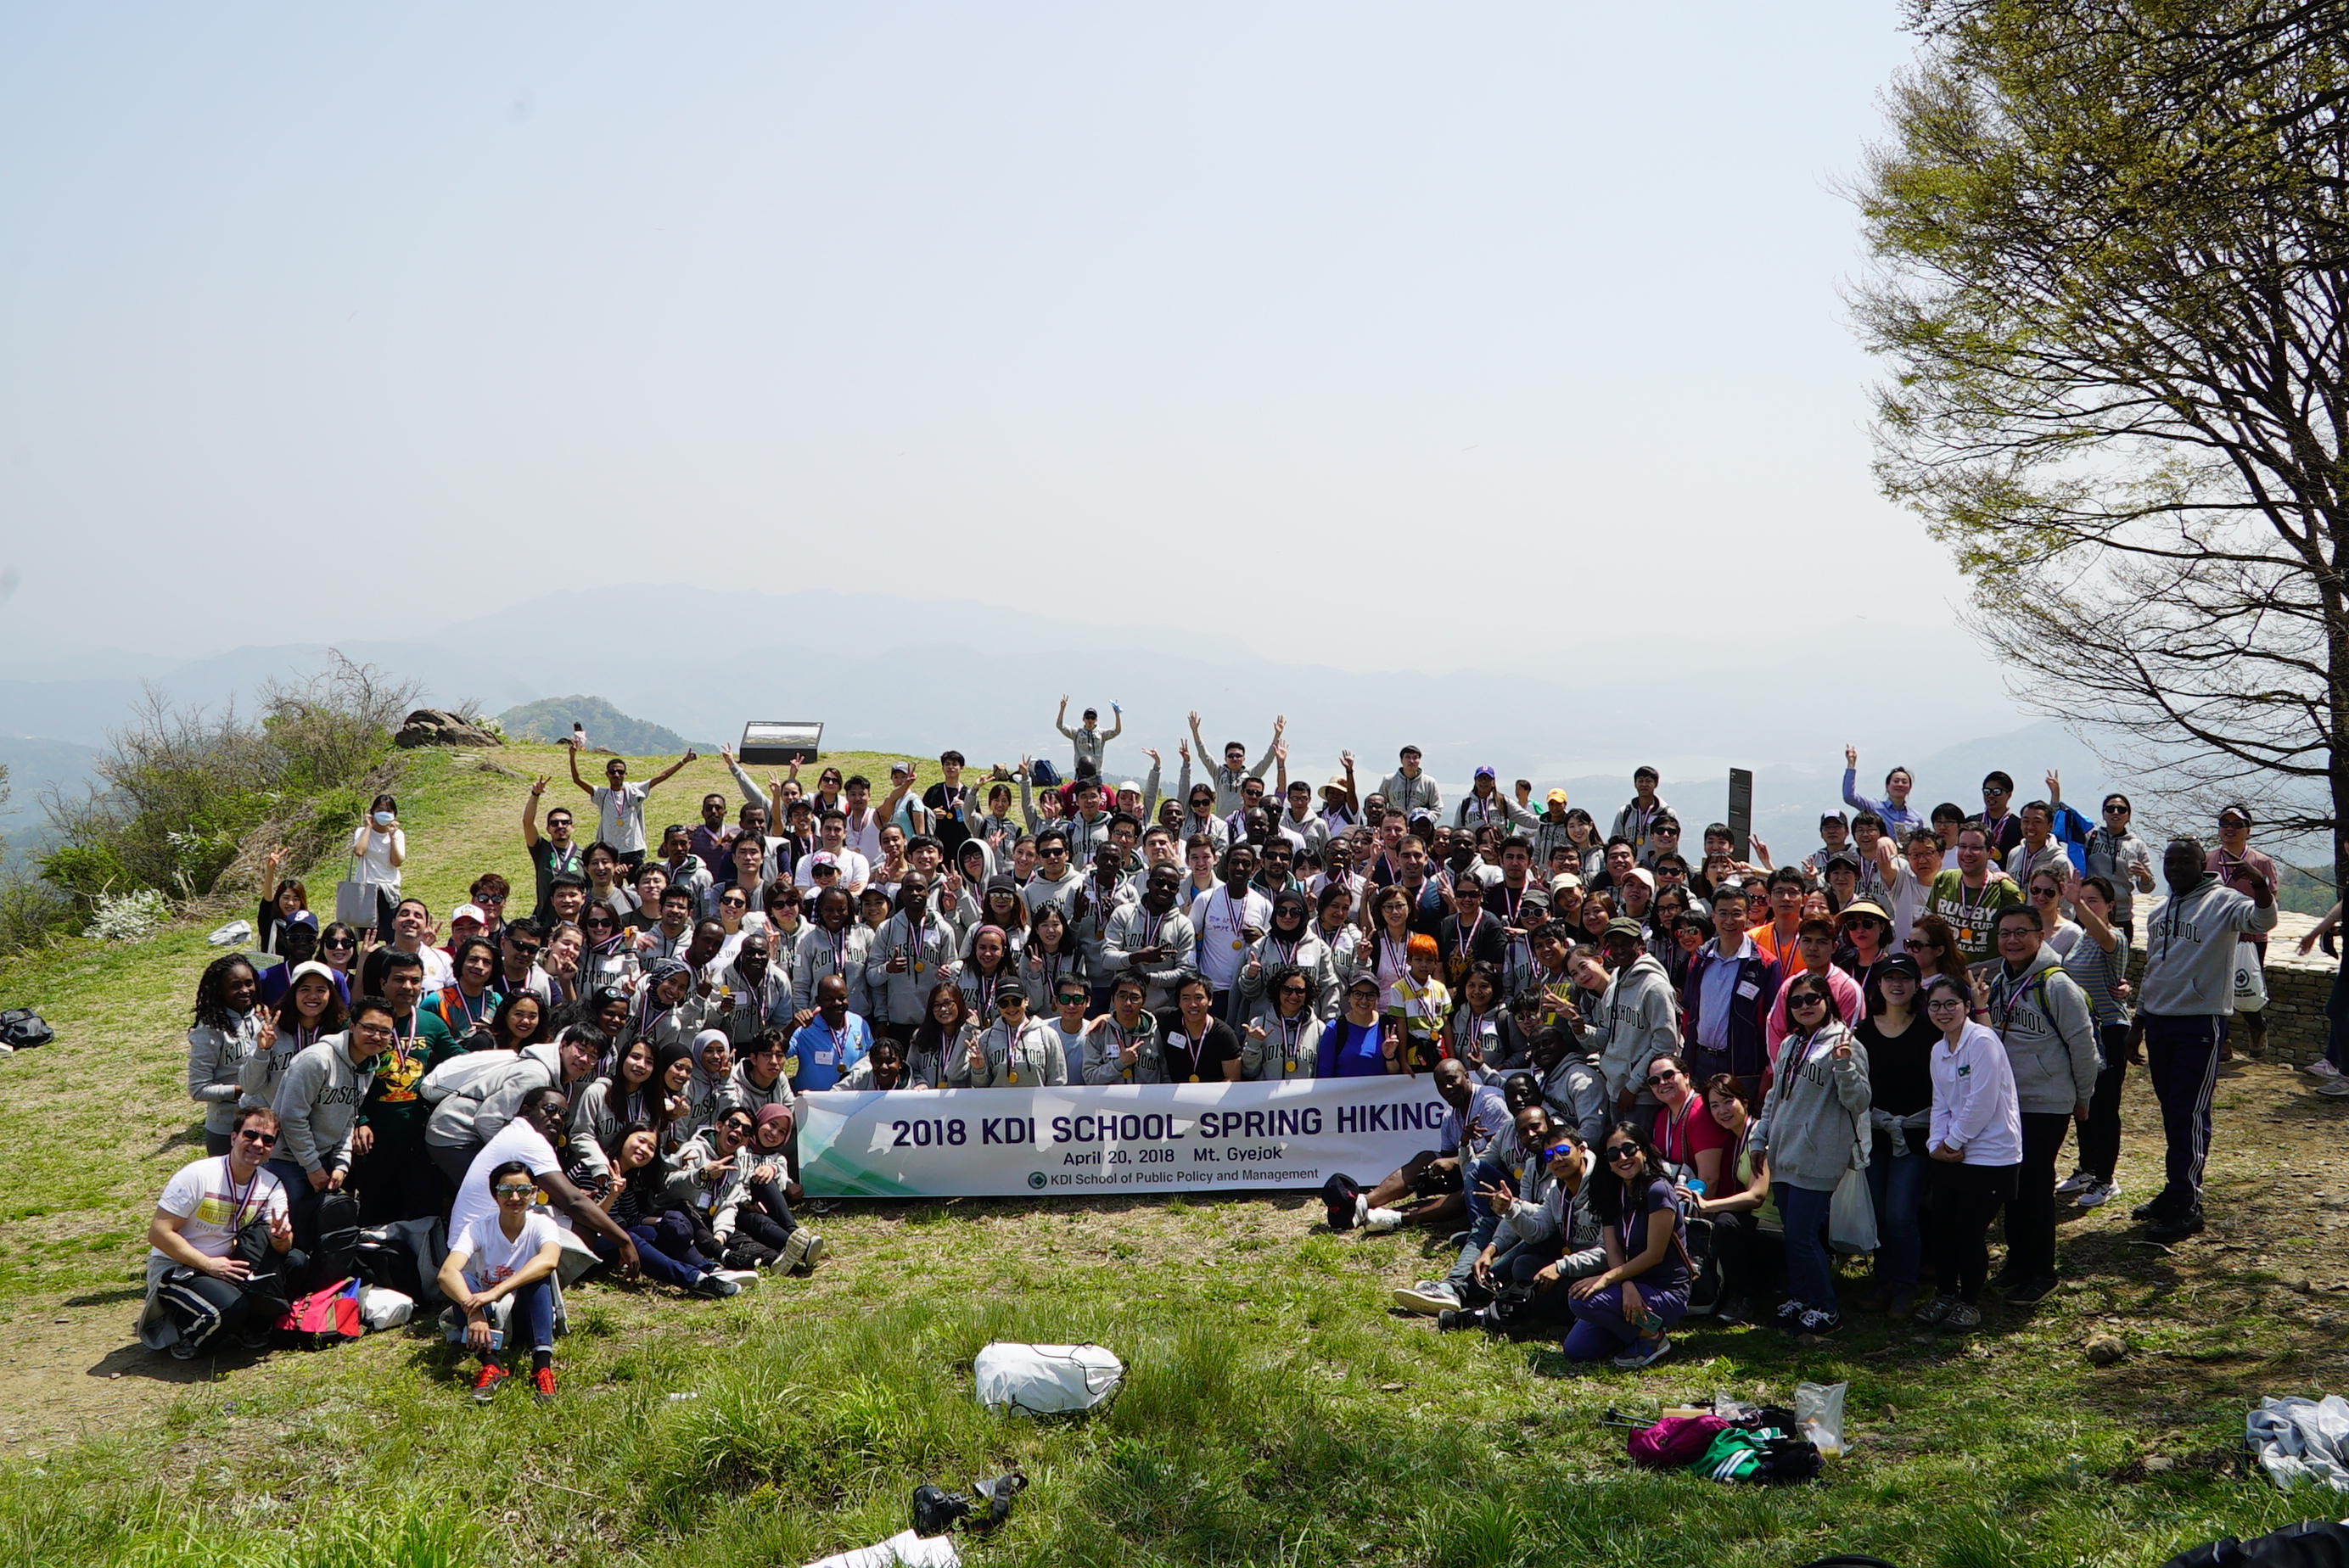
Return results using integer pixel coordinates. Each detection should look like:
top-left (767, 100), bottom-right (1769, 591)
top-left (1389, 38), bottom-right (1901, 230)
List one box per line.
top-left (147, 714), bottom-right (2286, 1390)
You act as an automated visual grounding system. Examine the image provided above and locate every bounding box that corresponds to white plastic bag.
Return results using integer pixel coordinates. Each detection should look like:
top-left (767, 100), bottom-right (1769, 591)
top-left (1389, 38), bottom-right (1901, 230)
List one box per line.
top-left (1797, 1380), bottom-right (1847, 1457)
top-left (206, 919), bottom-right (253, 948)
top-left (804, 1529), bottom-right (961, 1568)
top-left (356, 1285), bottom-right (414, 1330)
top-left (1827, 1165), bottom-right (1877, 1255)
top-left (2235, 949), bottom-right (2270, 1013)
top-left (973, 1342), bottom-right (1124, 1415)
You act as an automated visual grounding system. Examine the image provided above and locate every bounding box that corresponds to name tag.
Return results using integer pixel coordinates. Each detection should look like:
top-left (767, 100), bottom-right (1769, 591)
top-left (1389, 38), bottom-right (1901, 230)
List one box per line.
top-left (815, 1050), bottom-right (835, 1067)
top-left (1735, 981), bottom-right (1760, 1000)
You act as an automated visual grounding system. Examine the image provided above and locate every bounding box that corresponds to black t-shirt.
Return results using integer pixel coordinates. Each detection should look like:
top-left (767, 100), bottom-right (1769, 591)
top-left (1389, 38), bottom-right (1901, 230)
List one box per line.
top-left (1855, 1011), bottom-right (1938, 1119)
top-left (925, 783), bottom-right (973, 856)
top-left (1155, 1010), bottom-right (1240, 1083)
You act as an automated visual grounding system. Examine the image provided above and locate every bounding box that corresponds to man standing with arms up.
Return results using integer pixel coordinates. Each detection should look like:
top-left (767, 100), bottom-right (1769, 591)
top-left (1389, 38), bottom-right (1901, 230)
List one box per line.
top-left (1056, 697), bottom-right (1122, 779)
top-left (1187, 710), bottom-right (1286, 815)
top-left (567, 742), bottom-right (698, 869)
top-left (1842, 745), bottom-right (1922, 837)
top-left (2134, 837), bottom-right (2275, 1242)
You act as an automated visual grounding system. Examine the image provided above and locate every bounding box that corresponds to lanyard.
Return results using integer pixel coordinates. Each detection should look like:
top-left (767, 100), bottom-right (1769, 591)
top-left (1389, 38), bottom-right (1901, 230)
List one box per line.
top-left (446, 986), bottom-right (490, 1032)
top-left (220, 1158), bottom-right (265, 1235)
top-left (1278, 1011), bottom-right (1305, 1061)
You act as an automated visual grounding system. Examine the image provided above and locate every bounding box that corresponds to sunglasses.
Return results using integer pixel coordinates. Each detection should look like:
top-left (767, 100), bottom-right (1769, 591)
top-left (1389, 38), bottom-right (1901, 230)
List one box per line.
top-left (1606, 1145), bottom-right (1643, 1164)
top-left (1543, 1142), bottom-right (1578, 1163)
top-left (2029, 887), bottom-right (2060, 899)
top-left (1279, 984), bottom-right (1309, 996)
top-left (1903, 938), bottom-right (1936, 952)
top-left (494, 1184), bottom-right (536, 1198)
top-left (1644, 1069), bottom-right (1679, 1087)
top-left (236, 1128), bottom-right (278, 1146)
top-left (1790, 994), bottom-right (1828, 1009)
top-left (322, 938), bottom-right (357, 951)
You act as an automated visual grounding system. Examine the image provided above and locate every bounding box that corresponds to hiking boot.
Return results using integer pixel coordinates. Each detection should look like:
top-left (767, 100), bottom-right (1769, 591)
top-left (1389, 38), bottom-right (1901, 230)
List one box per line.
top-left (532, 1367), bottom-right (558, 1406)
top-left (471, 1364), bottom-right (509, 1404)
top-left (2147, 1208), bottom-right (2206, 1244)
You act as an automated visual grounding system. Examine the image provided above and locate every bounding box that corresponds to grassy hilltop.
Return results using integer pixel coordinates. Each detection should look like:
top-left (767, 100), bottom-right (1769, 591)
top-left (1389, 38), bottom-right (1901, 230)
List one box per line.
top-left (0, 743), bottom-right (2339, 1566)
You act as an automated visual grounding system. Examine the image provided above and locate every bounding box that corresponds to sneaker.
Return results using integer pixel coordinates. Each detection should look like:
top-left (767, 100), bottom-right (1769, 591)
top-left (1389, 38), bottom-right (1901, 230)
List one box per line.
top-left (1795, 1308), bottom-right (1842, 1336)
top-left (714, 1268), bottom-right (761, 1290)
top-left (1943, 1302), bottom-right (1982, 1330)
top-left (777, 1229), bottom-right (816, 1274)
top-left (532, 1367), bottom-right (557, 1406)
top-left (1361, 1207), bottom-right (1404, 1234)
top-left (1987, 1269), bottom-right (2020, 1295)
top-left (2147, 1208), bottom-right (2206, 1244)
top-left (2055, 1168), bottom-right (2095, 1196)
top-left (2318, 1078), bottom-right (2349, 1098)
top-left (1911, 1294), bottom-right (1952, 1325)
top-left (1436, 1308), bottom-right (1482, 1332)
top-left (2076, 1179), bottom-right (2120, 1209)
top-left (2131, 1196), bottom-right (2172, 1222)
top-left (168, 1336), bottom-right (205, 1361)
top-left (799, 1233), bottom-right (826, 1269)
top-left (471, 1364), bottom-right (509, 1404)
top-left (1393, 1280), bottom-right (1460, 1315)
top-left (1774, 1299), bottom-right (1805, 1324)
top-left (1611, 1335), bottom-right (1672, 1370)
top-left (689, 1272), bottom-right (741, 1299)
top-left (1713, 1296), bottom-right (1750, 1326)
top-left (2303, 1059), bottom-right (2341, 1078)
top-left (2004, 1274), bottom-right (2058, 1306)
top-left (1887, 1288), bottom-right (1915, 1320)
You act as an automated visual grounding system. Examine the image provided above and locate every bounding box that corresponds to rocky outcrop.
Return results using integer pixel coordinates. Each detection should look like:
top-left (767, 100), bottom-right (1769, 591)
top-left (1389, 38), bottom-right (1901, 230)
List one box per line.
top-left (394, 708), bottom-right (504, 749)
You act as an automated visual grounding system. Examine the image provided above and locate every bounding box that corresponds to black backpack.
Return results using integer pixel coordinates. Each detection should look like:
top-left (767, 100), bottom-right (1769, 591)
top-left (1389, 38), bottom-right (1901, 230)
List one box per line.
top-left (0, 1010), bottom-right (53, 1050)
top-left (305, 1191), bottom-right (362, 1294)
top-left (351, 1235), bottom-right (423, 1301)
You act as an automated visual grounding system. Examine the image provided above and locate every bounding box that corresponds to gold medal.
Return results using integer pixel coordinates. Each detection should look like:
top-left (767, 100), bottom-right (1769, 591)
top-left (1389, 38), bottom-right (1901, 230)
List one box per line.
top-left (1232, 938), bottom-right (1243, 951)
top-left (1188, 1073), bottom-right (1201, 1083)
top-left (1007, 1071), bottom-right (1018, 1084)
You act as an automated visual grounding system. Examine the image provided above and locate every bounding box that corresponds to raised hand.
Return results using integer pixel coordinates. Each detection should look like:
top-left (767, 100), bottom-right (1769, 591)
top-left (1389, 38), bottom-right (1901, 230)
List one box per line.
top-left (1845, 744), bottom-right (1858, 769)
top-left (1141, 748), bottom-right (1160, 766)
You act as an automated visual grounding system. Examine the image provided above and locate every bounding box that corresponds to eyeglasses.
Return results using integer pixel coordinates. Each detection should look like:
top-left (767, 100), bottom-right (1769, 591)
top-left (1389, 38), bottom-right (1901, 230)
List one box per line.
top-left (494, 1184), bottom-right (536, 1198)
top-left (322, 937), bottom-right (357, 951)
top-left (1606, 1145), bottom-right (1643, 1164)
top-left (1926, 997), bottom-right (1968, 1011)
top-left (236, 1128), bottom-right (278, 1146)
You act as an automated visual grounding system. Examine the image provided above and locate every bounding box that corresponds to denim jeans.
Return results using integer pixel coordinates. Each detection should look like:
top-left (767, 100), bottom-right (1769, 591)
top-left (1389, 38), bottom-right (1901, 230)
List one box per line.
top-left (1866, 1132), bottom-right (1928, 1291)
top-left (1774, 1182), bottom-right (1837, 1312)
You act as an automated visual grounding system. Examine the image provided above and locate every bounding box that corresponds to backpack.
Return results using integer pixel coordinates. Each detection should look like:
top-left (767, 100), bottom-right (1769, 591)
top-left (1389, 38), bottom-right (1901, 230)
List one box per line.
top-left (1029, 759), bottom-right (1061, 788)
top-left (278, 1279), bottom-right (363, 1347)
top-left (0, 1009), bottom-right (53, 1050)
top-left (305, 1191), bottom-right (362, 1295)
top-left (352, 1235), bottom-right (423, 1302)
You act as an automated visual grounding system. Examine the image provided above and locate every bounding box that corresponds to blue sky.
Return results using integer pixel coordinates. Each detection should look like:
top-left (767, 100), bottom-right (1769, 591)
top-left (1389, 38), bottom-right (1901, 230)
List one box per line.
top-left (0, 5), bottom-right (1974, 680)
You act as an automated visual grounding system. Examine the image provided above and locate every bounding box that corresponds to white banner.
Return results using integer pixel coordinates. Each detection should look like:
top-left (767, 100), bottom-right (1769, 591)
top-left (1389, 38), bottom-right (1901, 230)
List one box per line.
top-left (793, 1076), bottom-right (1455, 1199)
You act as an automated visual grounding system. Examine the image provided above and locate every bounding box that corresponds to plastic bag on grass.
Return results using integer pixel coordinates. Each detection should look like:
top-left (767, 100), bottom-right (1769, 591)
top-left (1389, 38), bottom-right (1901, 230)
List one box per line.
top-left (356, 1285), bottom-right (413, 1330)
top-left (973, 1343), bottom-right (1123, 1415)
top-left (1797, 1380), bottom-right (1847, 1457)
top-left (804, 1528), bottom-right (961, 1568)
top-left (207, 920), bottom-right (253, 948)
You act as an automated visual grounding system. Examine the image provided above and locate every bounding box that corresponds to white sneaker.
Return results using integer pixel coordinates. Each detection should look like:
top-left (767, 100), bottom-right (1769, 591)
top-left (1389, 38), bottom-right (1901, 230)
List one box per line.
top-left (1353, 1195), bottom-right (1370, 1229)
top-left (1361, 1207), bottom-right (1404, 1234)
top-left (2075, 1179), bottom-right (2120, 1209)
top-left (2318, 1078), bottom-right (2349, 1098)
top-left (1393, 1280), bottom-right (1460, 1314)
top-left (2055, 1169), bottom-right (2094, 1196)
top-left (715, 1268), bottom-right (761, 1290)
top-left (2305, 1059), bottom-right (2341, 1078)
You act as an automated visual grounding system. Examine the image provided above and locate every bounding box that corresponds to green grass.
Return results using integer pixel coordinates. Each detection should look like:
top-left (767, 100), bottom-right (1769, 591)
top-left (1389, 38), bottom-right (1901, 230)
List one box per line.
top-left (0, 742), bottom-right (2338, 1565)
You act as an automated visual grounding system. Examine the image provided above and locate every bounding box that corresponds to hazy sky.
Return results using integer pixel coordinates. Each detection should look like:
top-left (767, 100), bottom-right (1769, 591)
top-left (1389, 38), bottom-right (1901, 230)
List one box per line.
top-left (0, 6), bottom-right (1978, 677)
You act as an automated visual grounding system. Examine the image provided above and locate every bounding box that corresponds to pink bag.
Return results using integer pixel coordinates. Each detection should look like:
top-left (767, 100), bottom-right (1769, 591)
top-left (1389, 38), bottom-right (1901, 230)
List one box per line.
top-left (1629, 1414), bottom-right (1730, 1468)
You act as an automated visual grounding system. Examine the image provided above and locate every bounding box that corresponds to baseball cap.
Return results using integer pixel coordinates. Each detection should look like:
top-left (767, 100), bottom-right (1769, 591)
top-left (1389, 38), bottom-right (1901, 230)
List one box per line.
top-left (1550, 872), bottom-right (1584, 893)
top-left (1879, 953), bottom-right (1922, 981)
top-left (1604, 916), bottom-right (1645, 940)
top-left (889, 761), bottom-right (914, 777)
top-left (1546, 789), bottom-right (1567, 805)
top-left (1347, 972), bottom-right (1382, 994)
top-left (1474, 765), bottom-right (1496, 779)
top-left (1119, 780), bottom-right (1142, 794)
top-left (811, 851), bottom-right (839, 870)
top-left (451, 903), bottom-right (489, 927)
top-left (995, 980), bottom-right (1028, 1004)
top-left (286, 910), bottom-right (320, 932)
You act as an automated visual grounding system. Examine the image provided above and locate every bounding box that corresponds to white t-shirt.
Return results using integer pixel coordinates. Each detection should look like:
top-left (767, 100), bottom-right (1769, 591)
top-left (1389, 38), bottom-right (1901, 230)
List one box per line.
top-left (1886, 859), bottom-right (1932, 948)
top-left (1188, 887), bottom-right (1273, 991)
top-left (149, 1156), bottom-right (289, 1265)
top-left (451, 1121), bottom-right (563, 1241)
top-left (451, 1209), bottom-right (563, 1292)
top-left (395, 941), bottom-right (456, 992)
top-left (593, 782), bottom-right (653, 855)
top-left (794, 849), bottom-right (873, 893)
top-left (350, 825), bottom-right (404, 892)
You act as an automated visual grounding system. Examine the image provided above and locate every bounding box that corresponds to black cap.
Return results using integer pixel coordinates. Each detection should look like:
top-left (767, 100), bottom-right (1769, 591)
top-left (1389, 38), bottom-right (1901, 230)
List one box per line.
top-left (995, 980), bottom-right (1028, 1004)
top-left (1880, 953), bottom-right (1922, 981)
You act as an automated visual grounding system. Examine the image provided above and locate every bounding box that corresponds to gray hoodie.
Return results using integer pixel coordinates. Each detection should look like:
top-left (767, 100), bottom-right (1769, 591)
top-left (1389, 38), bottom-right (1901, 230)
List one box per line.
top-left (187, 1014), bottom-right (263, 1137)
top-left (868, 910), bottom-right (964, 1026)
top-left (1984, 944), bottom-right (2101, 1115)
top-left (1083, 1012), bottom-right (1166, 1084)
top-left (1588, 953), bottom-right (1683, 1103)
top-left (271, 1033), bottom-right (377, 1177)
top-left (666, 1126), bottom-right (754, 1237)
top-left (2140, 875), bottom-right (2279, 1016)
top-left (945, 1016), bottom-right (1068, 1087)
top-left (1752, 1022), bottom-right (1870, 1192)
top-left (427, 1039), bottom-right (564, 1153)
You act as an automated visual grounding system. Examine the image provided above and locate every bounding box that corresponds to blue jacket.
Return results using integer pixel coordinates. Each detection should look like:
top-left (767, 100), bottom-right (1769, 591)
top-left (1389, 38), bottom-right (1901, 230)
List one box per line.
top-left (1681, 940), bottom-right (1781, 1083)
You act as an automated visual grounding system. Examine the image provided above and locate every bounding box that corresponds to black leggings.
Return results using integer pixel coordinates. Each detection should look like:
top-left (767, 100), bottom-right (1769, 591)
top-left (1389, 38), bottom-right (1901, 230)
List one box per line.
top-left (1930, 1160), bottom-right (2019, 1303)
top-left (1998, 1112), bottom-right (2072, 1281)
top-left (2076, 1024), bottom-right (2130, 1182)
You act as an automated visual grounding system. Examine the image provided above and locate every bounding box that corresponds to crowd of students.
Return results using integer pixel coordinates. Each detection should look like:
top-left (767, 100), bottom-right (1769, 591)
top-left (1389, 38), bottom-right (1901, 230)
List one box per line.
top-left (148, 714), bottom-right (2288, 1392)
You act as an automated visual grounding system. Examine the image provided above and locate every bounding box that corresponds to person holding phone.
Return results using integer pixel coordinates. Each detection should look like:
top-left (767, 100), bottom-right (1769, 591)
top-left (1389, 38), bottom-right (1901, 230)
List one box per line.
top-left (350, 792), bottom-right (405, 936)
top-left (437, 1159), bottom-right (566, 1405)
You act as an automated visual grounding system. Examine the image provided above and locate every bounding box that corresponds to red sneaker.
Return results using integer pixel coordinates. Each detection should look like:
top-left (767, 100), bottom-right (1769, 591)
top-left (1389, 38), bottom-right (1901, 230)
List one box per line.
top-left (532, 1366), bottom-right (558, 1405)
top-left (470, 1364), bottom-right (509, 1404)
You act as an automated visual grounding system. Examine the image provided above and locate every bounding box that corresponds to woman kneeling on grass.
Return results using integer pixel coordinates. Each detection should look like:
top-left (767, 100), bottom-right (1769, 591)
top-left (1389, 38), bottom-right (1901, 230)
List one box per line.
top-left (1565, 1121), bottom-right (1690, 1369)
top-left (437, 1159), bottom-right (565, 1405)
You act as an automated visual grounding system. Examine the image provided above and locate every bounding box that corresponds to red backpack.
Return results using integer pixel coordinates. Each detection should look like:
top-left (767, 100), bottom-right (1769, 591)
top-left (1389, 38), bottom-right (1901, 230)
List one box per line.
top-left (278, 1278), bottom-right (363, 1348)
